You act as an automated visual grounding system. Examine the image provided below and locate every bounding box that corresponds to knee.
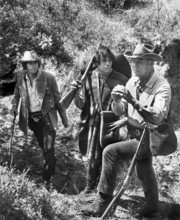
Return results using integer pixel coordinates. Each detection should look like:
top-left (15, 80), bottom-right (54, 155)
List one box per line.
top-left (102, 144), bottom-right (117, 163)
top-left (103, 145), bottom-right (112, 158)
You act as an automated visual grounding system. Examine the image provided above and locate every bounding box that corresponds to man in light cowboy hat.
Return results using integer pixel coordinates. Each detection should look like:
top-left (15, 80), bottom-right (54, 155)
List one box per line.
top-left (81, 43), bottom-right (171, 218)
top-left (11, 50), bottom-right (68, 188)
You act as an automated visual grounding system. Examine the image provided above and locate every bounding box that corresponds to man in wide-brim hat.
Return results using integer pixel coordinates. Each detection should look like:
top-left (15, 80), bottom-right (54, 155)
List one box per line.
top-left (20, 50), bottom-right (41, 62)
top-left (11, 50), bottom-right (69, 189)
top-left (81, 43), bottom-right (171, 218)
top-left (124, 43), bottom-right (162, 61)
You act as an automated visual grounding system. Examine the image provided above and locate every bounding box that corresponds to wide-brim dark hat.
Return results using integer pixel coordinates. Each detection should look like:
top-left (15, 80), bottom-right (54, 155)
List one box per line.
top-left (124, 43), bottom-right (162, 62)
top-left (20, 50), bottom-right (40, 63)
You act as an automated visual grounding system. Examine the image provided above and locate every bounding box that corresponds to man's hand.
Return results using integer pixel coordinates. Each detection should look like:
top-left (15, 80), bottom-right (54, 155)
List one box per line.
top-left (112, 85), bottom-right (136, 105)
top-left (70, 80), bottom-right (81, 90)
top-left (111, 85), bottom-right (126, 103)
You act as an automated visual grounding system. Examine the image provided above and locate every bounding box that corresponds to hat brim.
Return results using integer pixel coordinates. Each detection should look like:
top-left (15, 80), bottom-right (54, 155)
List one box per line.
top-left (124, 51), bottom-right (162, 62)
top-left (20, 59), bottom-right (40, 63)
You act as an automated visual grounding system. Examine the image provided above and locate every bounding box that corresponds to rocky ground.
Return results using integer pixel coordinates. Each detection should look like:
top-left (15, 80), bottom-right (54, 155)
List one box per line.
top-left (0, 95), bottom-right (180, 220)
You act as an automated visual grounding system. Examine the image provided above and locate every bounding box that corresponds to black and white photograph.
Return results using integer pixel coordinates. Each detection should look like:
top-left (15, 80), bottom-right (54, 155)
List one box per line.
top-left (0, 0), bottom-right (180, 219)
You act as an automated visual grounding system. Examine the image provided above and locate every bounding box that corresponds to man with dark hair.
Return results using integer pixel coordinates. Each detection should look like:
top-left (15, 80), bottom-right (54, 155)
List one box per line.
top-left (74, 45), bottom-right (128, 193)
top-left (11, 50), bottom-right (68, 188)
top-left (81, 43), bottom-right (171, 218)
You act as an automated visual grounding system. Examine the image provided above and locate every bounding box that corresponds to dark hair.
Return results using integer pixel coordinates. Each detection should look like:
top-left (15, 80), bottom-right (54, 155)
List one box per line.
top-left (94, 45), bottom-right (115, 65)
top-left (22, 60), bottom-right (41, 70)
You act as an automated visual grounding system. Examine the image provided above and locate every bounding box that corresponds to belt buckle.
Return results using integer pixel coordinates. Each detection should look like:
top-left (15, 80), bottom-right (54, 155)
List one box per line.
top-left (135, 129), bottom-right (140, 136)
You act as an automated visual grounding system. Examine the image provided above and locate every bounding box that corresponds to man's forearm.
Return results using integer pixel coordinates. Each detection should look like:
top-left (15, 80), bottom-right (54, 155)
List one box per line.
top-left (129, 98), bottom-right (164, 124)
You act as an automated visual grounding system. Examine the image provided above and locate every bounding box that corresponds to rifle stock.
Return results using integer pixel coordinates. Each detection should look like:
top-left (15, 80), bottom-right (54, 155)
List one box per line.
top-left (60, 87), bottom-right (79, 109)
top-left (60, 42), bottom-right (101, 109)
top-left (100, 125), bottom-right (147, 220)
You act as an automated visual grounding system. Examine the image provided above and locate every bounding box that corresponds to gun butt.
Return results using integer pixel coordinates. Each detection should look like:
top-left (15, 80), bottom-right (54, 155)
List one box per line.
top-left (60, 87), bottom-right (79, 109)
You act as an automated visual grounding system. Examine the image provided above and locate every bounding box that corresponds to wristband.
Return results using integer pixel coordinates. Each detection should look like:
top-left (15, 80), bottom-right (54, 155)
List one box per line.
top-left (133, 100), bottom-right (143, 111)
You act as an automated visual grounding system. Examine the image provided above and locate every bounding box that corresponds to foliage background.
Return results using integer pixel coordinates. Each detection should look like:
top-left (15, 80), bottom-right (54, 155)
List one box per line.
top-left (1, 0), bottom-right (180, 123)
top-left (0, 0), bottom-right (180, 219)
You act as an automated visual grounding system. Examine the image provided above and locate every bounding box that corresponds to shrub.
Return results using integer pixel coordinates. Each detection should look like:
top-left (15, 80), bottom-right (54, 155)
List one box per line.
top-left (0, 166), bottom-right (62, 219)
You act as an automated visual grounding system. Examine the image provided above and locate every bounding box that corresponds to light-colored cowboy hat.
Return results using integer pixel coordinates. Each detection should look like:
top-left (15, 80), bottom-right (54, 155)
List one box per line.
top-left (124, 43), bottom-right (162, 62)
top-left (20, 50), bottom-right (40, 62)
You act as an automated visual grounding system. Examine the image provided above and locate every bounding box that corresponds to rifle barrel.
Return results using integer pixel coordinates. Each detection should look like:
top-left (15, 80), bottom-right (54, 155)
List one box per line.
top-left (60, 42), bottom-right (101, 109)
top-left (100, 125), bottom-right (147, 220)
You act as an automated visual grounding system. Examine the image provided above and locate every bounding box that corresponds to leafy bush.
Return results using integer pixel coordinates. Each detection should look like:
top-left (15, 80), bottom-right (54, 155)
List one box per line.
top-left (0, 166), bottom-right (67, 220)
top-left (0, 0), bottom-right (84, 77)
top-left (86, 0), bottom-right (143, 13)
top-left (1, 0), bottom-right (180, 76)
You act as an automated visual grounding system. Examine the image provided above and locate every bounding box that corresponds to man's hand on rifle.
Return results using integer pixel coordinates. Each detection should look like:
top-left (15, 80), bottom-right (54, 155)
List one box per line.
top-left (70, 80), bottom-right (82, 90)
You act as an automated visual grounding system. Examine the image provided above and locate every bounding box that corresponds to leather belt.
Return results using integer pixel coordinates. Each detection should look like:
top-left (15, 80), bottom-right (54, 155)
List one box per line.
top-left (29, 111), bottom-right (42, 116)
top-left (29, 111), bottom-right (42, 122)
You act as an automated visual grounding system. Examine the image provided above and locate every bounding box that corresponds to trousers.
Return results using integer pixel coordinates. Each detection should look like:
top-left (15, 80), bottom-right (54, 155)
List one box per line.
top-left (97, 133), bottom-right (159, 206)
top-left (28, 113), bottom-right (56, 181)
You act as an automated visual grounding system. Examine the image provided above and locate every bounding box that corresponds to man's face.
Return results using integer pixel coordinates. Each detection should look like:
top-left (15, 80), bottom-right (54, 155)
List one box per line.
top-left (98, 57), bottom-right (113, 76)
top-left (26, 61), bottom-right (39, 75)
top-left (130, 58), bottom-right (153, 79)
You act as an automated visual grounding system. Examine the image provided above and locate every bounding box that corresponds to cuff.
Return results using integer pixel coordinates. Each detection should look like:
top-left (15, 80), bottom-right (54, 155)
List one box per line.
top-left (131, 98), bottom-right (143, 111)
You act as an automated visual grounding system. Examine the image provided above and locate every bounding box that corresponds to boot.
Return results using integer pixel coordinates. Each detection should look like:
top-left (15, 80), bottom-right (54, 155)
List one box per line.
top-left (81, 192), bottom-right (112, 217)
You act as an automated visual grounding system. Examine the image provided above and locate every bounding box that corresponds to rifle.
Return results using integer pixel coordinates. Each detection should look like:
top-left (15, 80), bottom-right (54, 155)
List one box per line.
top-left (100, 125), bottom-right (148, 220)
top-left (9, 113), bottom-right (16, 156)
top-left (87, 108), bottom-right (100, 159)
top-left (86, 107), bottom-right (101, 190)
top-left (60, 42), bottom-right (101, 109)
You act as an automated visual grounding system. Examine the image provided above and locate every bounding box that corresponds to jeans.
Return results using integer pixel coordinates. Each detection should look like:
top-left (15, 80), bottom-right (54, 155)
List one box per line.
top-left (97, 132), bottom-right (158, 205)
top-left (28, 113), bottom-right (56, 181)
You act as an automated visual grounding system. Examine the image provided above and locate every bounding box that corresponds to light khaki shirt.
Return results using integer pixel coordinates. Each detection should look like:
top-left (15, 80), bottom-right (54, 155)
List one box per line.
top-left (113, 72), bottom-right (171, 128)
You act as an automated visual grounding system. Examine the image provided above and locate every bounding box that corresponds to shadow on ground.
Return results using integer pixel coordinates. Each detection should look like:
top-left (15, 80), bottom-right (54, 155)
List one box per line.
top-left (114, 195), bottom-right (180, 220)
